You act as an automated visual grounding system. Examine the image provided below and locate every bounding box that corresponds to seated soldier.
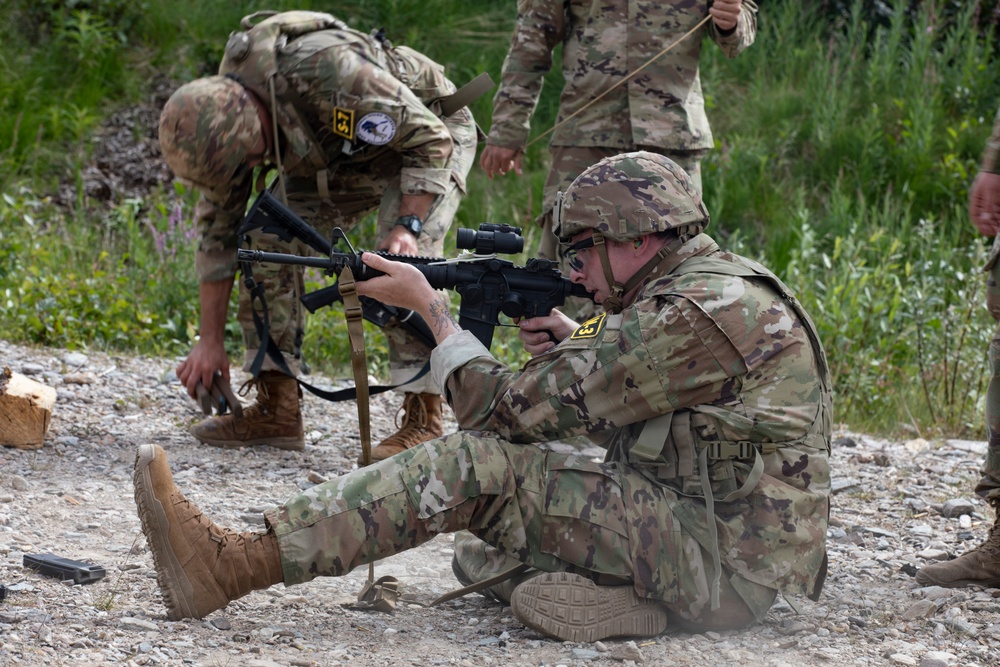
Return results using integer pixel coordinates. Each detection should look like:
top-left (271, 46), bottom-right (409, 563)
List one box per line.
top-left (133, 152), bottom-right (832, 642)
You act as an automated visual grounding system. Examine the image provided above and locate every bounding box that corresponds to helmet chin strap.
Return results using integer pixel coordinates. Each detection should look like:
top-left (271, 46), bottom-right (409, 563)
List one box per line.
top-left (594, 233), bottom-right (685, 315)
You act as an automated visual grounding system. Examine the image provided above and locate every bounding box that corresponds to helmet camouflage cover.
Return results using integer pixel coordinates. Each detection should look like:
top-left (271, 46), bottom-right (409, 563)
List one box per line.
top-left (556, 151), bottom-right (710, 242)
top-left (158, 75), bottom-right (261, 198)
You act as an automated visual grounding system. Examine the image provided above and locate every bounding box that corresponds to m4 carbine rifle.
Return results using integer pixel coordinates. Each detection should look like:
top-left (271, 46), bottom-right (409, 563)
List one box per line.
top-left (236, 191), bottom-right (593, 348)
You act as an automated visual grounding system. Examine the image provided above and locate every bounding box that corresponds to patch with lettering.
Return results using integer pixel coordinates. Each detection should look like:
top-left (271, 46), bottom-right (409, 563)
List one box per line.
top-left (570, 313), bottom-right (606, 340)
top-left (356, 112), bottom-right (396, 145)
top-left (332, 107), bottom-right (355, 141)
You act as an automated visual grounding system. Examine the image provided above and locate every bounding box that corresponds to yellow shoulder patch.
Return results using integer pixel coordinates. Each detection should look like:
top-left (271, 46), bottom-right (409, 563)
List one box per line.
top-left (570, 313), bottom-right (606, 340)
top-left (333, 107), bottom-right (355, 141)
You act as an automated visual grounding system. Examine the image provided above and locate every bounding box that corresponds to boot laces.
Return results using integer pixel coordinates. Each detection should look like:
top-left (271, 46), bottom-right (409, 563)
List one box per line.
top-left (975, 506), bottom-right (1000, 557)
top-left (979, 527), bottom-right (1000, 557)
top-left (238, 377), bottom-right (272, 416)
top-left (183, 498), bottom-right (246, 552)
top-left (394, 393), bottom-right (429, 431)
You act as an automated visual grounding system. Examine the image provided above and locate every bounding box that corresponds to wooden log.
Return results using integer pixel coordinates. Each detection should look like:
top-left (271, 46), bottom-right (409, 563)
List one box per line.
top-left (0, 366), bottom-right (57, 449)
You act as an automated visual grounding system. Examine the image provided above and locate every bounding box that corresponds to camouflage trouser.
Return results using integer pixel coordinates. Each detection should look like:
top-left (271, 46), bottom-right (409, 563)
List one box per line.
top-left (238, 109), bottom-right (477, 393)
top-left (264, 431), bottom-right (775, 626)
top-left (536, 146), bottom-right (706, 321)
top-left (977, 236), bottom-right (1000, 502)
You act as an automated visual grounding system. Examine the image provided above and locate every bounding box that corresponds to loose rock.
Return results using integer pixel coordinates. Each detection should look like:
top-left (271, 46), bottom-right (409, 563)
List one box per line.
top-left (1, 339), bottom-right (1000, 666)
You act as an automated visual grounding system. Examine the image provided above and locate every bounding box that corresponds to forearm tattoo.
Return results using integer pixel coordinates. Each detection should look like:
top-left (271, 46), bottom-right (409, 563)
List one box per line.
top-left (428, 296), bottom-right (460, 340)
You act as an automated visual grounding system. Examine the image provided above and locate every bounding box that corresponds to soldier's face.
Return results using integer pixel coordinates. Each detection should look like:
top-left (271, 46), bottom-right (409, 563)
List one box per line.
top-left (568, 231), bottom-right (663, 305)
top-left (566, 232), bottom-right (623, 304)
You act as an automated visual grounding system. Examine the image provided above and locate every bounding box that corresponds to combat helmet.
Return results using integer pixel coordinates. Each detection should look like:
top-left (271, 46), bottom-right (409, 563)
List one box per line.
top-left (158, 75), bottom-right (262, 198)
top-left (556, 151), bottom-right (709, 242)
top-left (555, 152), bottom-right (710, 313)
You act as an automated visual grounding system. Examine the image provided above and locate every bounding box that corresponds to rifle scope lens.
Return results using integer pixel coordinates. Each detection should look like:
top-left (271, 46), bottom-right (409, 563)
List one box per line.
top-left (457, 223), bottom-right (524, 256)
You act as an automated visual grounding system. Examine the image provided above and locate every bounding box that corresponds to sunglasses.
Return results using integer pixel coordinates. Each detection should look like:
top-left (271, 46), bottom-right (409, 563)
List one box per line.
top-left (564, 236), bottom-right (595, 271)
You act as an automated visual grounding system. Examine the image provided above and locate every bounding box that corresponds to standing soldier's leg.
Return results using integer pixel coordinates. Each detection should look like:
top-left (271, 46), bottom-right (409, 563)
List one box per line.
top-left (368, 105), bottom-right (478, 461)
top-left (369, 177), bottom-right (449, 461)
top-left (917, 244), bottom-right (1000, 587)
top-left (190, 178), bottom-right (386, 452)
top-left (189, 226), bottom-right (307, 451)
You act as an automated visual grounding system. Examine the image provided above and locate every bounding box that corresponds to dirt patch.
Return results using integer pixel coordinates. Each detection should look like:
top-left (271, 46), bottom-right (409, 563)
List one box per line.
top-left (2, 339), bottom-right (1000, 666)
top-left (57, 76), bottom-right (176, 208)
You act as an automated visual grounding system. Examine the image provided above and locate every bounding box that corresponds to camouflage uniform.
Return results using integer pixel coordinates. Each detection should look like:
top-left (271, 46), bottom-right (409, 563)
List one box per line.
top-left (190, 12), bottom-right (477, 389)
top-left (134, 153), bottom-right (831, 630)
top-left (487, 0), bottom-right (757, 261)
top-left (265, 233), bottom-right (832, 623)
top-left (978, 105), bottom-right (1000, 499)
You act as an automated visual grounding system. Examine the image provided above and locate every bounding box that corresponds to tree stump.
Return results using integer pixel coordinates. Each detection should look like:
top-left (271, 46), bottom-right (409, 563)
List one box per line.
top-left (0, 366), bottom-right (56, 449)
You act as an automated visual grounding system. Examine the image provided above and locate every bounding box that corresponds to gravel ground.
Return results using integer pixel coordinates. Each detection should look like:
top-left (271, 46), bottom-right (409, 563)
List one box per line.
top-left (2, 338), bottom-right (1000, 667)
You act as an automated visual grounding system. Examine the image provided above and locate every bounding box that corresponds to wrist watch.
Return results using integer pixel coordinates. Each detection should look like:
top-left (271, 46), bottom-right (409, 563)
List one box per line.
top-left (394, 215), bottom-right (423, 238)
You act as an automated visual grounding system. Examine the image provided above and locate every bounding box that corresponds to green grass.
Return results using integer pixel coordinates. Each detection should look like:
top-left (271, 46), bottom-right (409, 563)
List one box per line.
top-left (2, 0), bottom-right (1000, 437)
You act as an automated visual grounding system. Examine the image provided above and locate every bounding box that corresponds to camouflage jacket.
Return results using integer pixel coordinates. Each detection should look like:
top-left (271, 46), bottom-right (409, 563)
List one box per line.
top-left (194, 11), bottom-right (465, 282)
top-left (487, 0), bottom-right (757, 151)
top-left (983, 105), bottom-right (1000, 175)
top-left (432, 233), bottom-right (831, 604)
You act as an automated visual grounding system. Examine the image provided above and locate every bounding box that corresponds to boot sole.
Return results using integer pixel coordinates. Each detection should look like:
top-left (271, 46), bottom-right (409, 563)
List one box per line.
top-left (133, 444), bottom-right (200, 620)
top-left (511, 572), bottom-right (668, 643)
top-left (190, 431), bottom-right (305, 451)
top-left (915, 572), bottom-right (1000, 588)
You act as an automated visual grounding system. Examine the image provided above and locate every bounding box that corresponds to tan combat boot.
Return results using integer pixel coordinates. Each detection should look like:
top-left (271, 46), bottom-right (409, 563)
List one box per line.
top-left (916, 502), bottom-right (1000, 588)
top-left (133, 444), bottom-right (283, 620)
top-left (366, 392), bottom-right (444, 463)
top-left (190, 371), bottom-right (304, 451)
top-left (511, 572), bottom-right (669, 643)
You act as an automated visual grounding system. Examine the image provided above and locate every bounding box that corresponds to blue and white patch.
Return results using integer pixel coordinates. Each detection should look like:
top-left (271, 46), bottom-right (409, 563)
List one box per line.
top-left (356, 112), bottom-right (396, 146)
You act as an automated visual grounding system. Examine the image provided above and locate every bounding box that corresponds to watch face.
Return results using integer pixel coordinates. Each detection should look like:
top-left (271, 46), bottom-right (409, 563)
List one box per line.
top-left (397, 216), bottom-right (422, 235)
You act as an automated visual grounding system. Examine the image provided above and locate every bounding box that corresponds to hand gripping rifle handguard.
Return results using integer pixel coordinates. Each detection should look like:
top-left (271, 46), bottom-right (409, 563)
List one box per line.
top-left (237, 191), bottom-right (594, 348)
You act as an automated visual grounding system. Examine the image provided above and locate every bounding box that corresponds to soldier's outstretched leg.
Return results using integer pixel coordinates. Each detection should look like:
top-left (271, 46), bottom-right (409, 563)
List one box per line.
top-left (133, 445), bottom-right (284, 620)
top-left (134, 433), bottom-right (759, 639)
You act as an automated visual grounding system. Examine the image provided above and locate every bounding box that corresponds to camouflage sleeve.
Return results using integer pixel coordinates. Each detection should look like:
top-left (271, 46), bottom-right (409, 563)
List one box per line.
top-left (435, 300), bottom-right (756, 443)
top-left (486, 0), bottom-right (565, 149)
top-left (192, 182), bottom-right (252, 283)
top-left (707, 0), bottom-right (758, 58)
top-left (983, 105), bottom-right (1000, 175)
top-left (309, 48), bottom-right (455, 195)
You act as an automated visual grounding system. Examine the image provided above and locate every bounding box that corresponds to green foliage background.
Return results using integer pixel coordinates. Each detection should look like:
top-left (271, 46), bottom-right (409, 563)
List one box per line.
top-left (1, 0), bottom-right (999, 437)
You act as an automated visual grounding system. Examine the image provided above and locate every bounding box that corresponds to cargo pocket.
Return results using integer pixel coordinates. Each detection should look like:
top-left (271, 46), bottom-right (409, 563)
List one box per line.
top-left (538, 457), bottom-right (632, 578)
top-left (399, 435), bottom-right (510, 520)
top-left (620, 470), bottom-right (683, 603)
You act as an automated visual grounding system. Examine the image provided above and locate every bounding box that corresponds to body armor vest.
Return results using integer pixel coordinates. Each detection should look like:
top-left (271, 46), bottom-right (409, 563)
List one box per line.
top-left (608, 252), bottom-right (833, 501)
